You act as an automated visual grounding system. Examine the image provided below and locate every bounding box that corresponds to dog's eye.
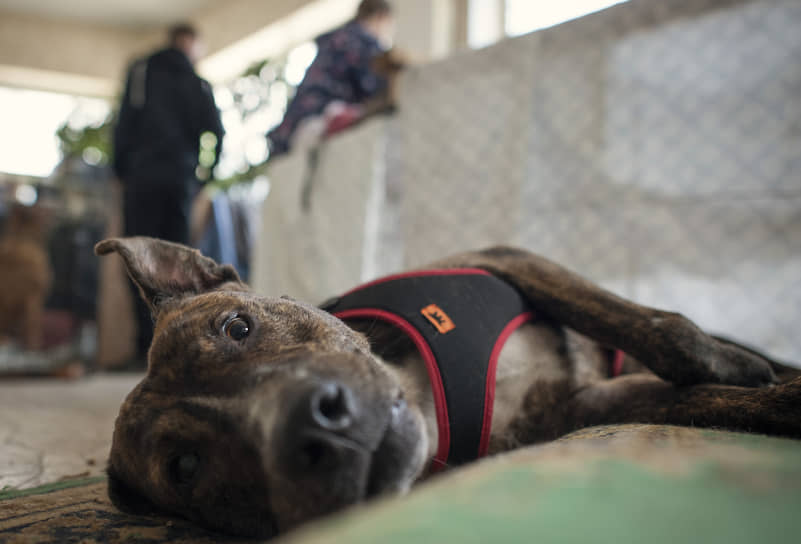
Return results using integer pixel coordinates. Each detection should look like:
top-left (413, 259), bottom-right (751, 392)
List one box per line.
top-left (223, 316), bottom-right (250, 341)
top-left (169, 453), bottom-right (199, 485)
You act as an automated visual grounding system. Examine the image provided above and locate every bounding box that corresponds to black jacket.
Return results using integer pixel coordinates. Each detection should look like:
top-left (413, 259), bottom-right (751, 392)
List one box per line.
top-left (113, 48), bottom-right (224, 184)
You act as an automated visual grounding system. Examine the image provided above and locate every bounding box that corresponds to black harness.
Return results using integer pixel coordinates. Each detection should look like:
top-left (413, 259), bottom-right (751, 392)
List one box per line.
top-left (321, 269), bottom-right (534, 469)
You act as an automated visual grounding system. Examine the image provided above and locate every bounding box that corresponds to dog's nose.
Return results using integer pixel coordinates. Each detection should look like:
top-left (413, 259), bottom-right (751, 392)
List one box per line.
top-left (281, 381), bottom-right (364, 475)
top-left (309, 381), bottom-right (357, 431)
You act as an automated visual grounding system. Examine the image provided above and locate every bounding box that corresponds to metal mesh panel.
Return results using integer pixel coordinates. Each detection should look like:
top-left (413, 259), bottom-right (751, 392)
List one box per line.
top-left (257, 0), bottom-right (801, 363)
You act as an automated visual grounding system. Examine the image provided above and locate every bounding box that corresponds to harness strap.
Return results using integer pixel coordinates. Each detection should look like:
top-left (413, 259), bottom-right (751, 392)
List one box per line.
top-left (323, 269), bottom-right (628, 468)
top-left (322, 269), bottom-right (534, 468)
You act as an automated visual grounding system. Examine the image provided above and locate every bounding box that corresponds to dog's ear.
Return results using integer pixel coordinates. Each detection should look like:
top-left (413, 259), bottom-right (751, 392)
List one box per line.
top-left (95, 237), bottom-right (242, 315)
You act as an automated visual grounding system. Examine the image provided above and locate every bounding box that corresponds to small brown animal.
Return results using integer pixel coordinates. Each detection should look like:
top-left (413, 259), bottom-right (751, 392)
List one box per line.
top-left (97, 237), bottom-right (801, 538)
top-left (0, 203), bottom-right (51, 350)
top-left (362, 48), bottom-right (408, 116)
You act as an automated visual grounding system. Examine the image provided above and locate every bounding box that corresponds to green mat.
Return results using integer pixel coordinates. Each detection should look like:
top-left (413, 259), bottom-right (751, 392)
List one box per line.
top-left (2, 425), bottom-right (800, 543)
top-left (285, 425), bottom-right (801, 544)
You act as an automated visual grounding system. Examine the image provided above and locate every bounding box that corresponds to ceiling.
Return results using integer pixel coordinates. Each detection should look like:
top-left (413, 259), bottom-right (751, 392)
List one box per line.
top-left (0, 0), bottom-right (219, 27)
top-left (0, 0), bottom-right (348, 94)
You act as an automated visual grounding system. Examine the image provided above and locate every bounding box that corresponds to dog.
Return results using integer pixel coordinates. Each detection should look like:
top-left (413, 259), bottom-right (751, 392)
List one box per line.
top-left (0, 203), bottom-right (51, 351)
top-left (364, 48), bottom-right (408, 115)
top-left (96, 237), bottom-right (801, 538)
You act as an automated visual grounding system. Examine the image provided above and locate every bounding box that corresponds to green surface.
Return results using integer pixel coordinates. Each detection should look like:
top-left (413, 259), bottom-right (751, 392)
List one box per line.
top-left (280, 426), bottom-right (801, 544)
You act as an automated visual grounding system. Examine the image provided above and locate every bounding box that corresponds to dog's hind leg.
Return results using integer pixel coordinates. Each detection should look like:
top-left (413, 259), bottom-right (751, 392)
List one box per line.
top-left (428, 246), bottom-right (777, 387)
top-left (561, 374), bottom-right (801, 439)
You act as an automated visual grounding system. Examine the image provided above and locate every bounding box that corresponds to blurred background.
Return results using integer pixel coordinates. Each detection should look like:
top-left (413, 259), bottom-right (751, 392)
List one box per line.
top-left (0, 0), bottom-right (799, 376)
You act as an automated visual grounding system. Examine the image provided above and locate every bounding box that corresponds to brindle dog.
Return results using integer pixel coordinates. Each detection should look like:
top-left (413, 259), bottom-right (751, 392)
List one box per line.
top-left (96, 237), bottom-right (801, 538)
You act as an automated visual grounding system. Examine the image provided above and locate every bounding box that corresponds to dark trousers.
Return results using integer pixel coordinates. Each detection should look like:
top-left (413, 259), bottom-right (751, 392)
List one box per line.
top-left (122, 179), bottom-right (195, 359)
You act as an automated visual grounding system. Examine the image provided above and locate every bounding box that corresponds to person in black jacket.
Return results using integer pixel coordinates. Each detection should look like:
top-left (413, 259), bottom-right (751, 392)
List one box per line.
top-left (113, 23), bottom-right (224, 362)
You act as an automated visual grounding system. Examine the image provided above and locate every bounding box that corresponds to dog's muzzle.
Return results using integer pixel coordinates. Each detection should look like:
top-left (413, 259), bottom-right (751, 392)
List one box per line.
top-left (283, 380), bottom-right (374, 476)
top-left (240, 354), bottom-right (426, 532)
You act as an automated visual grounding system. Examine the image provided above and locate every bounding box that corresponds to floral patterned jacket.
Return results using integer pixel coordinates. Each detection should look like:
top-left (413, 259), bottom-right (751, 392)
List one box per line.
top-left (267, 21), bottom-right (387, 157)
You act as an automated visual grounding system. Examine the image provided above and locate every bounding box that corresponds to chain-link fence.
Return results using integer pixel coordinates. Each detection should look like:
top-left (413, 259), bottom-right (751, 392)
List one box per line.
top-left (254, 0), bottom-right (801, 364)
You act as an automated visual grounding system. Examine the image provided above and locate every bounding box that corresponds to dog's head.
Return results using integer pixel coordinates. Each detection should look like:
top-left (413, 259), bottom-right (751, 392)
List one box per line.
top-left (97, 237), bottom-right (428, 537)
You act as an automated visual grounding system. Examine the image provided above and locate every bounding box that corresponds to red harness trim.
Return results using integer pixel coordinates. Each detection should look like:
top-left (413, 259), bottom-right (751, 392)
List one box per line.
top-left (611, 349), bottom-right (626, 377)
top-left (334, 306), bottom-right (534, 470)
top-left (332, 308), bottom-right (453, 469)
top-left (479, 311), bottom-right (535, 457)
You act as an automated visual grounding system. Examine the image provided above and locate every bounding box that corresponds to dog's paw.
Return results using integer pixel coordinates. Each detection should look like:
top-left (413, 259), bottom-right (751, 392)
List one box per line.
top-left (712, 343), bottom-right (778, 388)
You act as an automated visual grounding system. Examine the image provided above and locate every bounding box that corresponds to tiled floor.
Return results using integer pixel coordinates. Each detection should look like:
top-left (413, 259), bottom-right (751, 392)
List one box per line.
top-left (0, 374), bottom-right (141, 491)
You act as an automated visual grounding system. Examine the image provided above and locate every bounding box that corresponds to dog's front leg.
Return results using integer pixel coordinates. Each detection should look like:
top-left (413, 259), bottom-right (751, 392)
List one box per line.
top-left (561, 374), bottom-right (801, 439)
top-left (430, 246), bottom-right (777, 387)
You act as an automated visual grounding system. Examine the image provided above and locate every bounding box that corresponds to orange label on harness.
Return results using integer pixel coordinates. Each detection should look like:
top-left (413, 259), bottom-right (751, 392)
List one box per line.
top-left (421, 304), bottom-right (455, 334)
